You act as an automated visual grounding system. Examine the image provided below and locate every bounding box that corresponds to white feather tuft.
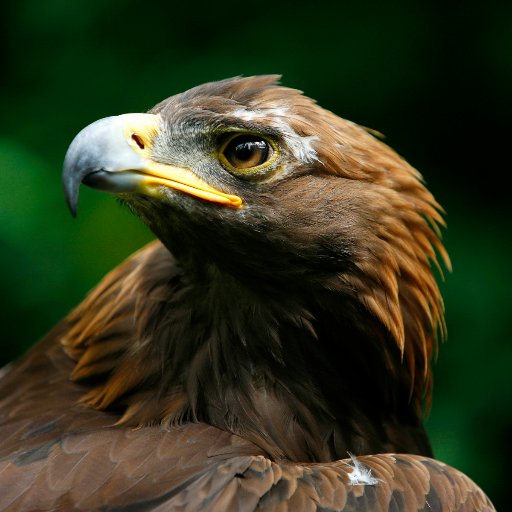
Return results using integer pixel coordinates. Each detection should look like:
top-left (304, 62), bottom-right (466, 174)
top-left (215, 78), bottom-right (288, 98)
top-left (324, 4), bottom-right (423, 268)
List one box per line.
top-left (344, 452), bottom-right (380, 486)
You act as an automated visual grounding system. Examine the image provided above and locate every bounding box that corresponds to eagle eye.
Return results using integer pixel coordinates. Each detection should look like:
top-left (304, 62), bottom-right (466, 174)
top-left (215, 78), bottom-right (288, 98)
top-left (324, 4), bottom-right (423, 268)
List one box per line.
top-left (220, 134), bottom-right (274, 171)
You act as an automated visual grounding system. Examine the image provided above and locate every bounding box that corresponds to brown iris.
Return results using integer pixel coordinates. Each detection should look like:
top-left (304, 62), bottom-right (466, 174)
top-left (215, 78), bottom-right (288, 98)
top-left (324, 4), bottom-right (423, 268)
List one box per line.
top-left (222, 135), bottom-right (272, 170)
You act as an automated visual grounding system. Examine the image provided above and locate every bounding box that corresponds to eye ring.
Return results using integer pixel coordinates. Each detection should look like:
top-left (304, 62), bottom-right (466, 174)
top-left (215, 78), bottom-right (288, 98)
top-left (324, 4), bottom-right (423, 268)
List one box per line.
top-left (219, 133), bottom-right (278, 173)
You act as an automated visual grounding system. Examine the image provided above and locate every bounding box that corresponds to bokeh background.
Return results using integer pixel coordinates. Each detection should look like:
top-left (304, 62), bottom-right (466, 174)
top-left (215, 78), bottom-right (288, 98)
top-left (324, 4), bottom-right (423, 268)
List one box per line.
top-left (0, 0), bottom-right (510, 507)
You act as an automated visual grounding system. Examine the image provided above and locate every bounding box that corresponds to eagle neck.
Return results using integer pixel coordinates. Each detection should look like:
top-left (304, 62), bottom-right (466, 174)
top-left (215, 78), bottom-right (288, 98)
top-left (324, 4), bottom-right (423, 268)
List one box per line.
top-left (155, 262), bottom-right (431, 461)
top-left (65, 244), bottom-right (432, 462)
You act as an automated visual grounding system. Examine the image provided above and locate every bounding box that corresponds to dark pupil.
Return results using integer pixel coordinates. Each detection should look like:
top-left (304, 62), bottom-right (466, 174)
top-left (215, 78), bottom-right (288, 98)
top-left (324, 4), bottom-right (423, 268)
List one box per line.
top-left (235, 140), bottom-right (267, 163)
top-left (224, 135), bottom-right (270, 169)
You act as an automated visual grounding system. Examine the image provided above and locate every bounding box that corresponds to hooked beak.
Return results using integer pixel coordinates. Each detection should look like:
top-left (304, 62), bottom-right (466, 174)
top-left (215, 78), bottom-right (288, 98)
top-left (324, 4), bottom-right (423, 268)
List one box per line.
top-left (62, 113), bottom-right (242, 217)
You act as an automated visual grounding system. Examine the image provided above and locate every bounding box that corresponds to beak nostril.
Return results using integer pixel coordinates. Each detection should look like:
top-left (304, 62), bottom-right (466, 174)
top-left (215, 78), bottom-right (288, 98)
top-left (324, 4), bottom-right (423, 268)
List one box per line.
top-left (131, 133), bottom-right (145, 150)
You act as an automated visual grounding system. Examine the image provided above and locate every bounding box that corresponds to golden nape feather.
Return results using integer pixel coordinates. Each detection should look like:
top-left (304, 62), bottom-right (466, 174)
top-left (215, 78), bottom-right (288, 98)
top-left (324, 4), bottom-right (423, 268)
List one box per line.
top-left (0, 76), bottom-right (494, 511)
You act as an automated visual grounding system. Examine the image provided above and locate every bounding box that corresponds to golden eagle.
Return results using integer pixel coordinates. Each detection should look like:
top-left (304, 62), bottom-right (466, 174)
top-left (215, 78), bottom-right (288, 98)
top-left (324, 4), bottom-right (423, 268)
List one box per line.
top-left (0, 76), bottom-right (494, 511)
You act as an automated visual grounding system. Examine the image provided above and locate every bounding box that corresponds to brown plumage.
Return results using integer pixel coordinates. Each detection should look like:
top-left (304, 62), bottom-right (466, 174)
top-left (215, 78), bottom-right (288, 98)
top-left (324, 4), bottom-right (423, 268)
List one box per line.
top-left (0, 76), bottom-right (494, 510)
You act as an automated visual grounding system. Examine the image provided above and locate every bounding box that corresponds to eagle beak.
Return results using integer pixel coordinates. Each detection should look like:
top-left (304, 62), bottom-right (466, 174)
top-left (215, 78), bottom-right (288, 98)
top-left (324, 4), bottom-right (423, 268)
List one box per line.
top-left (62, 113), bottom-right (242, 217)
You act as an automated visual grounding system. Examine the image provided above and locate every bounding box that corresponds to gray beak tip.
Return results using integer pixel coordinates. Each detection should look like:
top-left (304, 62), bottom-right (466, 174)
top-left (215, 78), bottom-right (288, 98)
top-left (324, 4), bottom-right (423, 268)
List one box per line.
top-left (61, 115), bottom-right (149, 217)
top-left (62, 156), bottom-right (80, 218)
top-left (67, 198), bottom-right (78, 218)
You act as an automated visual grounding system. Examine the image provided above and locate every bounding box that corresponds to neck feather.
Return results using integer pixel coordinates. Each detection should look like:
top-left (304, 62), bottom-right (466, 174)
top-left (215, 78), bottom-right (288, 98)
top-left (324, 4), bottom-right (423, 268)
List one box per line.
top-left (61, 241), bottom-right (435, 461)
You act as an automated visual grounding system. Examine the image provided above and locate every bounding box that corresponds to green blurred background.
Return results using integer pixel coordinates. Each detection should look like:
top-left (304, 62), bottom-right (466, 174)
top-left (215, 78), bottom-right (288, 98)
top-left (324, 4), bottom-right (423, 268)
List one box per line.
top-left (0, 0), bottom-right (510, 507)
